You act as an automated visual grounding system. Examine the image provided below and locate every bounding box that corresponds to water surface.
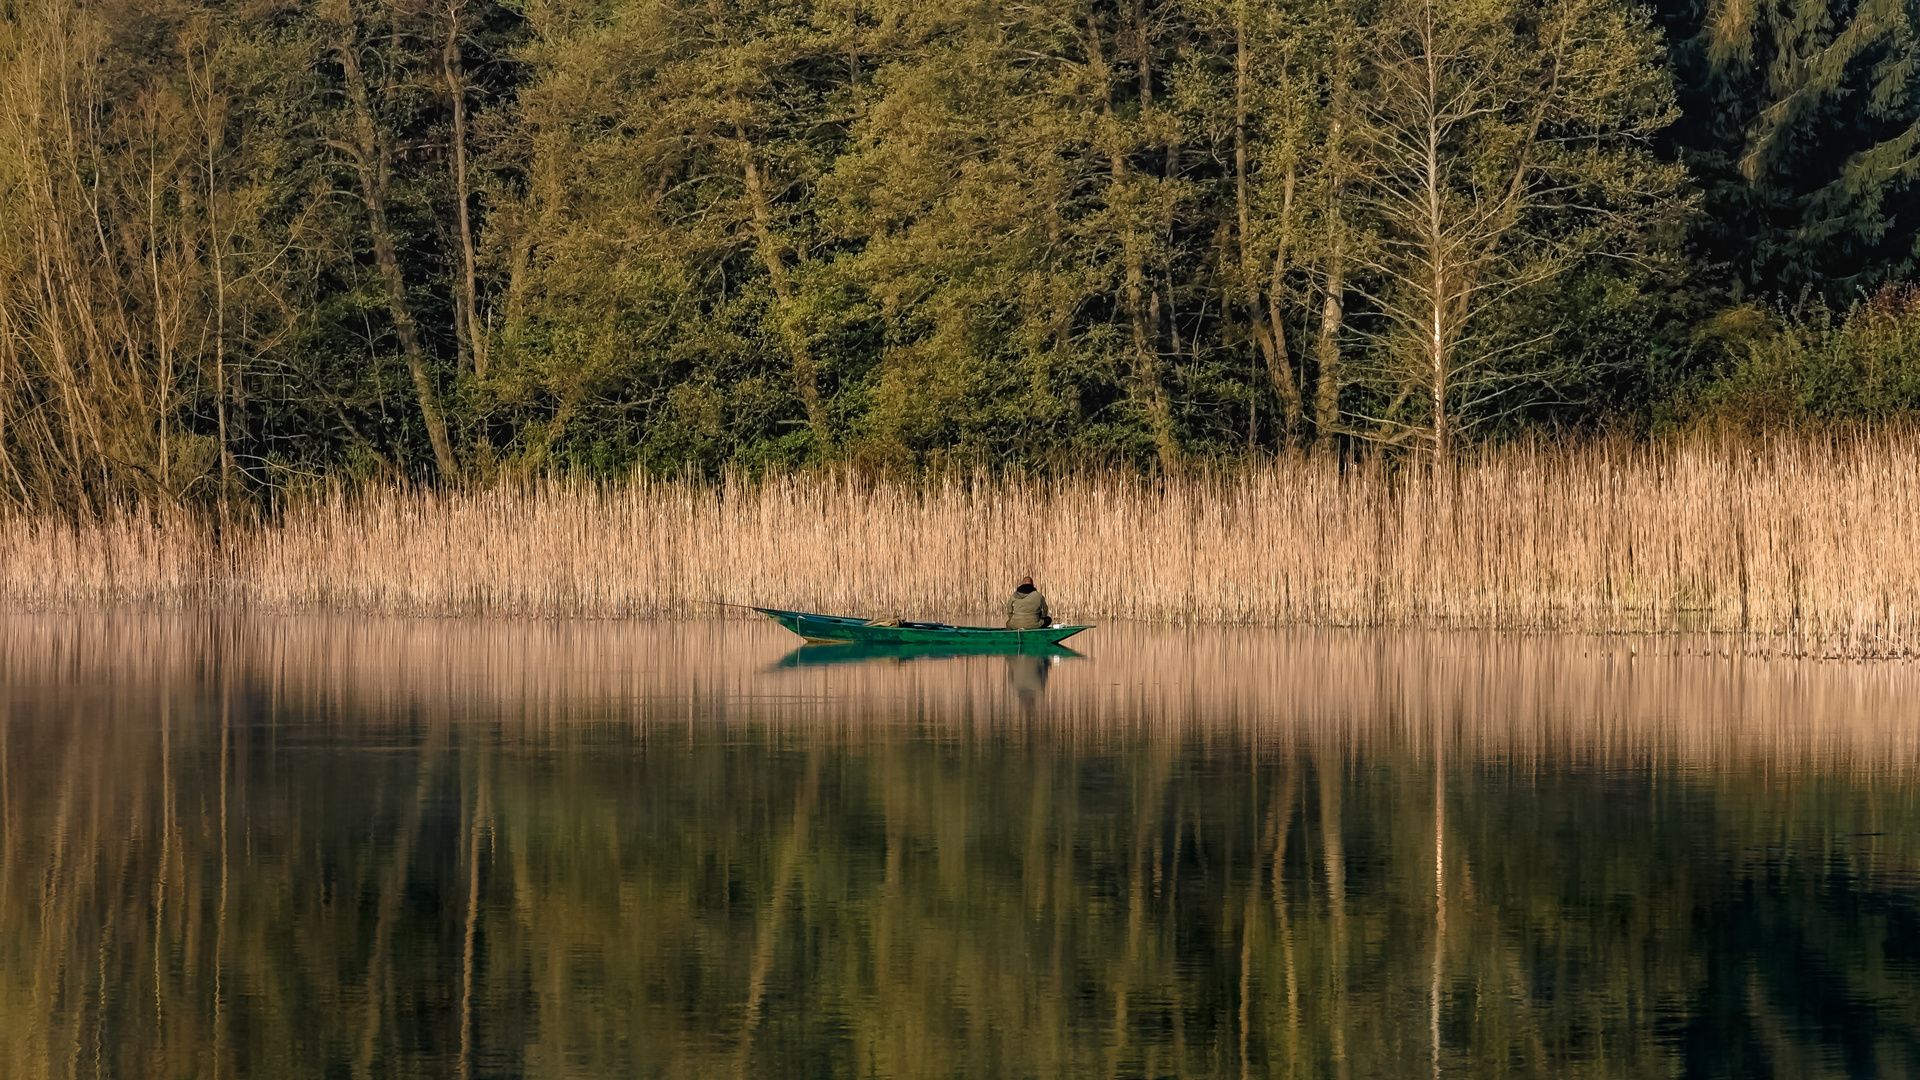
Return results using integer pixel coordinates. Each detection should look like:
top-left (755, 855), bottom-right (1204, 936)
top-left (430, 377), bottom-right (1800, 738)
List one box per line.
top-left (4, 614), bottom-right (1920, 1078)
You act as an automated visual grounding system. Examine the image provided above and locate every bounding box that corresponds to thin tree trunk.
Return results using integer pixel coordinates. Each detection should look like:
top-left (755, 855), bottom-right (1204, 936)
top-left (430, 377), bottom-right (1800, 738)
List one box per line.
top-left (1314, 37), bottom-right (1351, 441)
top-left (145, 143), bottom-right (173, 495)
top-left (195, 42), bottom-right (234, 503)
top-left (442, 0), bottom-right (485, 378)
top-left (1126, 233), bottom-right (1174, 466)
top-left (1138, 7), bottom-right (1178, 466)
top-left (735, 122), bottom-right (829, 450)
top-left (333, 17), bottom-right (460, 481)
top-left (1265, 168), bottom-right (1304, 437)
top-left (1091, 14), bottom-right (1175, 466)
top-left (213, 215), bottom-right (230, 500)
top-left (1419, 5), bottom-right (1449, 462)
top-left (1315, 230), bottom-right (1345, 438)
top-left (1165, 26), bottom-right (1185, 369)
top-left (1238, 4), bottom-right (1303, 436)
top-left (33, 227), bottom-right (105, 513)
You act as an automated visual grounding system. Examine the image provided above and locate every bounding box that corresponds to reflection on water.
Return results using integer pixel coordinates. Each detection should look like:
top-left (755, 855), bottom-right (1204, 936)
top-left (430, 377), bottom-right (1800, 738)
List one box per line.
top-left (773, 640), bottom-right (1083, 670)
top-left (4, 614), bottom-right (1920, 1079)
top-left (1005, 651), bottom-right (1056, 711)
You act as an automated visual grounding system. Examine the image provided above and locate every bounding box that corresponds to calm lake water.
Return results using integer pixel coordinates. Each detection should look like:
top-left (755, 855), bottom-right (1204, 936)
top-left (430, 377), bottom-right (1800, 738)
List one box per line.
top-left (4, 614), bottom-right (1920, 1079)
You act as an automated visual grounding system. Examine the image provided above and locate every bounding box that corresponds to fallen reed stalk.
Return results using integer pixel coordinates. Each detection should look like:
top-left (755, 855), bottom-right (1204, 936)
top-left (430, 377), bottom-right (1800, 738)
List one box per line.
top-left (3, 432), bottom-right (1919, 655)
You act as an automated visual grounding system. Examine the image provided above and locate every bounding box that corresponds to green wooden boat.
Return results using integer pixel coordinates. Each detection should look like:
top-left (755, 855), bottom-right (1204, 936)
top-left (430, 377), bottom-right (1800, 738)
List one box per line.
top-left (755, 606), bottom-right (1092, 648)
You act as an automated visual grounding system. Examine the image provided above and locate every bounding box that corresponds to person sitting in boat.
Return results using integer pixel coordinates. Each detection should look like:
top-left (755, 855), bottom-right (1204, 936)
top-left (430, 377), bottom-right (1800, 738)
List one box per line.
top-left (1006, 576), bottom-right (1051, 629)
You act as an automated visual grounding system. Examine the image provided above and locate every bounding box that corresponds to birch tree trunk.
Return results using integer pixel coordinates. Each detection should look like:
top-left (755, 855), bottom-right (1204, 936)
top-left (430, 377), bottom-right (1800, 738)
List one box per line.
top-left (1353, 0), bottom-right (1679, 459)
top-left (1417, 5), bottom-right (1452, 461)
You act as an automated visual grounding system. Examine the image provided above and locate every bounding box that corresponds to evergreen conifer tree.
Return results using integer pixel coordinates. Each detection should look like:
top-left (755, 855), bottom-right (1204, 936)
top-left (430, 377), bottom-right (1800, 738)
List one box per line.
top-left (1659, 0), bottom-right (1920, 300)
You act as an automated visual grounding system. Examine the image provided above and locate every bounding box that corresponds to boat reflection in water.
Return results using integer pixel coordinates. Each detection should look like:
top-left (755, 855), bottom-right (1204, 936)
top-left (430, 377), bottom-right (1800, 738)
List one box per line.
top-left (775, 638), bottom-right (1082, 707)
top-left (1005, 651), bottom-right (1055, 708)
top-left (776, 639), bottom-right (1080, 708)
top-left (774, 640), bottom-right (1083, 669)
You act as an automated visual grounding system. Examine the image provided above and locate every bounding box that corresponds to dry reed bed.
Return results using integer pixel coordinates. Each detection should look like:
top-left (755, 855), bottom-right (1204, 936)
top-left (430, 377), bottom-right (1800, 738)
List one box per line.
top-left (3, 435), bottom-right (1919, 654)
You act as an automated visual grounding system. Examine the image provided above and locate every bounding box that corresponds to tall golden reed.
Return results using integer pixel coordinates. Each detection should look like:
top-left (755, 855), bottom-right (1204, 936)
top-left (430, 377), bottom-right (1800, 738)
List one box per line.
top-left (3, 432), bottom-right (1919, 654)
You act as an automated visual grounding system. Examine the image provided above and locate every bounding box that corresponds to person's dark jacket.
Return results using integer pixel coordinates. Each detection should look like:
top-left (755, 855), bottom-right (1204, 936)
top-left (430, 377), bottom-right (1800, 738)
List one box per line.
top-left (1006, 584), bottom-right (1051, 629)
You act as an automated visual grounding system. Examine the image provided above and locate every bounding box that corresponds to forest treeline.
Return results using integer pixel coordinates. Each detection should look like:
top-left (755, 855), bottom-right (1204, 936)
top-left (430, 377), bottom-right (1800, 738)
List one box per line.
top-left (0, 0), bottom-right (1915, 506)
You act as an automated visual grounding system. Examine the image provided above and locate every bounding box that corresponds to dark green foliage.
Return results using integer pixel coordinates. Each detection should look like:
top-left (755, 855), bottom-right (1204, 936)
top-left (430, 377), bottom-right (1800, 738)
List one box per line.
top-left (1655, 0), bottom-right (1920, 303)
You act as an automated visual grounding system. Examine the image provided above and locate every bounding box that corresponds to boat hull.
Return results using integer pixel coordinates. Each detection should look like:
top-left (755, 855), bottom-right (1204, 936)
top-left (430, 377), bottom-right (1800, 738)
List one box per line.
top-left (755, 607), bottom-right (1091, 648)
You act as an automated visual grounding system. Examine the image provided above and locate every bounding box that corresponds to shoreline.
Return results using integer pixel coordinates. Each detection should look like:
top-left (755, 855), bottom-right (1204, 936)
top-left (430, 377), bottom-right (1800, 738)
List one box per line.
top-left (0, 602), bottom-right (1901, 664)
top-left (0, 605), bottom-right (1892, 663)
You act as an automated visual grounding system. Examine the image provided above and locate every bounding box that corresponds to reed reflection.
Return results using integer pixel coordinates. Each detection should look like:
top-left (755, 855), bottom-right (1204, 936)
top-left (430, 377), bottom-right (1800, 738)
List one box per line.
top-left (3, 614), bottom-right (1920, 1079)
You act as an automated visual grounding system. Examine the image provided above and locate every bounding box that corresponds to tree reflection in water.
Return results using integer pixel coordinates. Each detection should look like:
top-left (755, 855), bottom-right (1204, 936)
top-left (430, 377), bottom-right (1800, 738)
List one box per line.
top-left (3, 614), bottom-right (1920, 1079)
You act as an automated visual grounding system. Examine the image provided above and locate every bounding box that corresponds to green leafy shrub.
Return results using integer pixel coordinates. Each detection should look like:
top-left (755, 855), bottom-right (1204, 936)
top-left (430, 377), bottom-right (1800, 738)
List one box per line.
top-left (1680, 285), bottom-right (1920, 427)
